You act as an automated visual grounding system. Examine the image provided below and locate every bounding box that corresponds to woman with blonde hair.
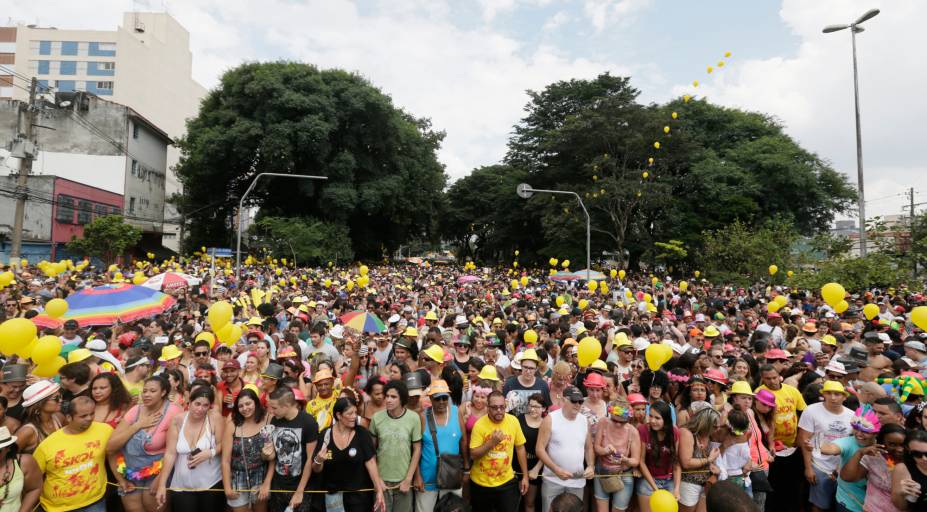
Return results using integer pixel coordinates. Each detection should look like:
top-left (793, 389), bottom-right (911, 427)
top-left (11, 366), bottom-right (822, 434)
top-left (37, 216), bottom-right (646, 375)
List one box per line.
top-left (548, 361), bottom-right (573, 411)
top-left (678, 406), bottom-right (723, 512)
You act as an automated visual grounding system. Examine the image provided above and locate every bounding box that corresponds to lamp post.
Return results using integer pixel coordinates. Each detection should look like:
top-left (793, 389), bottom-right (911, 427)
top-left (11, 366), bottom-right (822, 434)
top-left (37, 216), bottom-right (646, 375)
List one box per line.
top-left (236, 173), bottom-right (327, 282)
top-left (823, 8), bottom-right (880, 257)
top-left (516, 183), bottom-right (591, 281)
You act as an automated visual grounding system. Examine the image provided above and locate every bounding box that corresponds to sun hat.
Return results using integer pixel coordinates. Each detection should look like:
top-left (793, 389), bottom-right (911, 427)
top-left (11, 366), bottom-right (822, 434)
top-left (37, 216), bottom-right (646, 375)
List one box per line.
top-left (729, 381), bottom-right (754, 396)
top-left (703, 368), bottom-right (728, 386)
top-left (703, 325), bottom-right (721, 338)
top-left (312, 368), bottom-right (334, 383)
top-left (67, 348), bottom-right (93, 364)
top-left (428, 379), bottom-right (450, 398)
top-left (422, 344), bottom-right (445, 363)
top-left (22, 380), bottom-right (60, 407)
top-left (906, 341), bottom-right (927, 353)
top-left (0, 427), bottom-right (17, 450)
top-left (802, 322), bottom-right (818, 333)
top-left (589, 359), bottom-right (608, 372)
top-left (402, 327), bottom-right (419, 337)
top-left (765, 349), bottom-right (789, 361)
top-left (477, 365), bottom-right (499, 381)
top-left (755, 389), bottom-right (777, 408)
top-left (158, 344), bottom-right (182, 362)
top-left (824, 360), bottom-right (848, 375)
top-left (821, 335), bottom-right (837, 347)
top-left (424, 311), bottom-right (439, 321)
top-left (607, 402), bottom-right (631, 420)
top-left (261, 363), bottom-right (284, 381)
top-left (277, 346), bottom-right (298, 359)
top-left (583, 372), bottom-right (607, 389)
top-left (821, 380), bottom-right (849, 395)
top-left (520, 348), bottom-right (540, 362)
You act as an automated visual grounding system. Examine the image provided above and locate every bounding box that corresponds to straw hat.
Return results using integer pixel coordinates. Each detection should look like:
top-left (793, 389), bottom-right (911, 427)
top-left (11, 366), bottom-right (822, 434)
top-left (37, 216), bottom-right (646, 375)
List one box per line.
top-left (22, 380), bottom-right (60, 407)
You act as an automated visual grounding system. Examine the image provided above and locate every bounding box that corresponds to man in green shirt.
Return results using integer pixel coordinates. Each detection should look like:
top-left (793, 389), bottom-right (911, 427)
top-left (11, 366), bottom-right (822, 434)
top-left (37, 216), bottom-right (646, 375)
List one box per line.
top-left (369, 379), bottom-right (422, 512)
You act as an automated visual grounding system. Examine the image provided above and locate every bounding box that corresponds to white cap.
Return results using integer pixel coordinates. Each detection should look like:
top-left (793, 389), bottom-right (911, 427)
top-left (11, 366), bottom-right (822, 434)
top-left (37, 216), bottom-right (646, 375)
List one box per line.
top-left (388, 314), bottom-right (401, 324)
top-left (878, 333), bottom-right (891, 344)
top-left (633, 338), bottom-right (651, 351)
top-left (455, 315), bottom-right (468, 325)
top-left (330, 325), bottom-right (344, 339)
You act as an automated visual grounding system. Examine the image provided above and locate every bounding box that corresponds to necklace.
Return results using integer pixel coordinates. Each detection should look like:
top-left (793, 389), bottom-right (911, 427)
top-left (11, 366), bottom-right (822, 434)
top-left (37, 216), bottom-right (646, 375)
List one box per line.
top-left (0, 459), bottom-right (12, 502)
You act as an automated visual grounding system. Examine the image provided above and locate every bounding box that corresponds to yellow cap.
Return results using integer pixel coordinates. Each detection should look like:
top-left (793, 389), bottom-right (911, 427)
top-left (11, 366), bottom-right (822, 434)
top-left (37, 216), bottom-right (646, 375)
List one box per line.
top-left (730, 381), bottom-right (754, 396)
top-left (821, 335), bottom-right (837, 346)
top-left (403, 327), bottom-right (419, 337)
top-left (590, 359), bottom-right (608, 371)
top-left (67, 348), bottom-right (93, 364)
top-left (521, 348), bottom-right (539, 362)
top-left (425, 311), bottom-right (438, 321)
top-left (423, 344), bottom-right (445, 363)
top-left (613, 332), bottom-right (631, 348)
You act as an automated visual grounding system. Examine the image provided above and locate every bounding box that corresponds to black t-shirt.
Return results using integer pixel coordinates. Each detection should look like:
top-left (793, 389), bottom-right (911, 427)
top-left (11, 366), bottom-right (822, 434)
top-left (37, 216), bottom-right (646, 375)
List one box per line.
top-left (271, 410), bottom-right (320, 490)
top-left (6, 401), bottom-right (23, 422)
top-left (313, 426), bottom-right (376, 492)
top-left (502, 376), bottom-right (551, 416)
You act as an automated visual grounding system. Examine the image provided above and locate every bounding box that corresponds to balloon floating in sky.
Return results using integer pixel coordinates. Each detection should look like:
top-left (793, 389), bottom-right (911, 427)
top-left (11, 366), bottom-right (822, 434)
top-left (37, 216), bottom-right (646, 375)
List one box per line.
top-left (663, 126), bottom-right (670, 134)
top-left (671, 112), bottom-right (678, 119)
top-left (692, 80), bottom-right (699, 87)
top-left (725, 51), bottom-right (732, 57)
top-left (718, 61), bottom-right (725, 67)
top-left (642, 171), bottom-right (649, 179)
top-left (653, 141), bottom-right (661, 149)
top-left (683, 95), bottom-right (691, 103)
top-left (648, 157), bottom-right (654, 165)
top-left (707, 66), bottom-right (713, 73)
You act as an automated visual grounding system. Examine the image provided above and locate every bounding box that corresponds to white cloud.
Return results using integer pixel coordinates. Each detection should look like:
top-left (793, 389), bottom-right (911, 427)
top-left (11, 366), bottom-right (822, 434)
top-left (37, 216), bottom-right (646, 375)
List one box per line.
top-left (583, 0), bottom-right (653, 32)
top-left (543, 10), bottom-right (571, 31)
top-left (684, 0), bottom-right (925, 220)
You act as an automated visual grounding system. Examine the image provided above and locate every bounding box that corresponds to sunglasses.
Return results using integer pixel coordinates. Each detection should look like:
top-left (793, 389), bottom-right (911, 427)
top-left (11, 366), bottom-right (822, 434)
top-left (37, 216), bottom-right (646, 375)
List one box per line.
top-left (432, 395), bottom-right (450, 401)
top-left (49, 394), bottom-right (62, 402)
top-left (911, 450), bottom-right (927, 460)
top-left (488, 405), bottom-right (506, 411)
top-left (194, 351), bottom-right (210, 357)
top-left (570, 399), bottom-right (584, 405)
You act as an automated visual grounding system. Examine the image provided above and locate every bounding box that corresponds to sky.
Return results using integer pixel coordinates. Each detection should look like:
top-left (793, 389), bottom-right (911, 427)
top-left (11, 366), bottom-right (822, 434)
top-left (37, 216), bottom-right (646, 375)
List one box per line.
top-left (6, 0), bottom-right (924, 223)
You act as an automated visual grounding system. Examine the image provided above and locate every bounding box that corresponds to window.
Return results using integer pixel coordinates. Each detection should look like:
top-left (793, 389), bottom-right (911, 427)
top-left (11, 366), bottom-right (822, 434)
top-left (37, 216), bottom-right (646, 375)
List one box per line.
top-left (60, 42), bottom-right (78, 56)
top-left (102, 62), bottom-right (115, 70)
top-left (36, 60), bottom-right (49, 75)
top-left (77, 200), bottom-right (91, 224)
top-left (54, 80), bottom-right (75, 92)
top-left (38, 41), bottom-right (51, 55)
top-left (132, 123), bottom-right (139, 139)
top-left (94, 204), bottom-right (106, 219)
top-left (110, 206), bottom-right (120, 215)
top-left (96, 81), bottom-right (113, 90)
top-left (131, 159), bottom-right (139, 176)
top-left (129, 197), bottom-right (135, 213)
top-left (59, 61), bottom-right (76, 75)
top-left (56, 196), bottom-right (75, 223)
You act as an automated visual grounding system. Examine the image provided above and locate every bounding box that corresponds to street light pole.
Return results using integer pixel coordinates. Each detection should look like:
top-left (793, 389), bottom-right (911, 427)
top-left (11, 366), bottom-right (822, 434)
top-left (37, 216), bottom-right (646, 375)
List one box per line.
top-left (824, 8), bottom-right (879, 257)
top-left (517, 183), bottom-right (591, 281)
top-left (236, 173), bottom-right (327, 282)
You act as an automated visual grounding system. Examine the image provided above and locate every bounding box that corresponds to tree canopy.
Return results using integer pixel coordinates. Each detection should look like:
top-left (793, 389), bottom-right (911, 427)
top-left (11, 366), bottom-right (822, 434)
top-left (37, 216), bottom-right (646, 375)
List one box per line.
top-left (66, 215), bottom-right (141, 264)
top-left (442, 73), bottom-right (857, 269)
top-left (175, 61), bottom-right (447, 259)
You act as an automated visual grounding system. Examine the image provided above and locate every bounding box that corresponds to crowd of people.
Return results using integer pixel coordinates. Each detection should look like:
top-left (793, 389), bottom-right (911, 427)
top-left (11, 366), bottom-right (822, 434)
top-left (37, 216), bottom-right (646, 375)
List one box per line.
top-left (1, 259), bottom-right (927, 512)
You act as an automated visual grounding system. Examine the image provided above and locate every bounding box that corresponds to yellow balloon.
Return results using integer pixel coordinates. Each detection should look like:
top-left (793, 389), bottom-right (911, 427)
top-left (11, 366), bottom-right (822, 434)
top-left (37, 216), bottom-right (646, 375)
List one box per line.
top-left (513, 261), bottom-right (519, 268)
top-left (707, 66), bottom-right (713, 73)
top-left (520, 276), bottom-right (529, 287)
top-left (645, 343), bottom-right (672, 371)
top-left (648, 157), bottom-right (654, 165)
top-left (360, 265), bottom-right (369, 276)
top-left (577, 336), bottom-right (602, 367)
top-left (0, 318), bottom-right (37, 356)
top-left (562, 260), bottom-right (570, 269)
top-left (643, 293), bottom-right (652, 303)
top-left (524, 329), bottom-right (538, 344)
top-left (625, 289), bottom-right (633, 298)
top-left (108, 264), bottom-right (118, 273)
top-left (15, 336), bottom-right (37, 359)
top-left (556, 296), bottom-right (565, 307)
top-left (549, 258), bottom-right (558, 267)
top-left (671, 112), bottom-right (678, 119)
top-left (31, 335), bottom-right (62, 364)
top-left (346, 280), bottom-right (355, 291)
top-left (132, 273), bottom-right (146, 285)
top-left (863, 303), bottom-right (879, 321)
top-left (0, 271), bottom-right (13, 286)
top-left (578, 299), bottom-right (589, 310)
top-left (774, 295), bottom-right (788, 307)
top-left (768, 264), bottom-right (778, 276)
top-left (599, 283), bottom-right (609, 295)
top-left (207, 301), bottom-right (233, 330)
top-left (694, 270), bottom-right (700, 278)
top-left (650, 489), bottom-right (679, 512)
top-left (912, 306), bottom-right (927, 331)
top-left (642, 171), bottom-right (649, 179)
top-left (692, 80), bottom-right (699, 87)
top-left (653, 141), bottom-right (661, 149)
top-left (217, 323), bottom-right (243, 346)
top-left (821, 283), bottom-right (846, 307)
top-left (511, 279), bottom-right (519, 289)
top-left (44, 298), bottom-right (68, 319)
top-left (683, 95), bottom-right (691, 103)
top-left (618, 270), bottom-right (626, 280)
top-left (514, 250), bottom-right (520, 256)
top-left (767, 302), bottom-right (780, 313)
top-left (588, 280), bottom-right (598, 292)
top-left (663, 126), bottom-right (670, 134)
top-left (835, 300), bottom-right (849, 314)
top-left (275, 268), bottom-right (282, 276)
top-left (610, 269), bottom-right (617, 279)
top-left (33, 356), bottom-right (66, 378)
top-left (20, 259), bottom-right (28, 267)
top-left (679, 281), bottom-right (688, 291)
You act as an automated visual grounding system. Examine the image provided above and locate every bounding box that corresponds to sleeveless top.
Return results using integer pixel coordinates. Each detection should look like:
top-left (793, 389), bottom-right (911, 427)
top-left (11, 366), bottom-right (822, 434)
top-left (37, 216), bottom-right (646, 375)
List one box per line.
top-left (19, 417), bottom-right (62, 454)
top-left (0, 460), bottom-right (23, 512)
top-left (747, 412), bottom-right (769, 471)
top-left (231, 428), bottom-right (265, 474)
top-left (541, 409), bottom-right (588, 488)
top-left (681, 433), bottom-right (711, 486)
top-left (169, 412), bottom-right (222, 490)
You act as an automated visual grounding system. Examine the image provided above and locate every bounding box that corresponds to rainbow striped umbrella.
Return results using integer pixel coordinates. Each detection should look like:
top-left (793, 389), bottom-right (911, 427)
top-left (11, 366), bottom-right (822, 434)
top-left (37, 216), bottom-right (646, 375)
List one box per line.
top-left (63, 283), bottom-right (177, 327)
top-left (339, 311), bottom-right (387, 334)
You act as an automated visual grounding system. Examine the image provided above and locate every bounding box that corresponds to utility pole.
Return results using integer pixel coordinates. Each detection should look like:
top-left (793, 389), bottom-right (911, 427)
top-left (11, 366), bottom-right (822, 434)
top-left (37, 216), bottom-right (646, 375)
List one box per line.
top-left (10, 77), bottom-right (37, 262)
top-left (911, 187), bottom-right (917, 278)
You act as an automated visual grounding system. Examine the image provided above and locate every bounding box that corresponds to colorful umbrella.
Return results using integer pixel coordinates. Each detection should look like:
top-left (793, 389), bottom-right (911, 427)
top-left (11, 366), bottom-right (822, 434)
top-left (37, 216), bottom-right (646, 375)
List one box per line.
top-left (31, 314), bottom-right (62, 330)
top-left (457, 275), bottom-right (480, 284)
top-left (63, 283), bottom-right (177, 326)
top-left (572, 269), bottom-right (607, 281)
top-left (339, 311), bottom-right (387, 334)
top-left (549, 271), bottom-right (579, 282)
top-left (142, 272), bottom-right (202, 291)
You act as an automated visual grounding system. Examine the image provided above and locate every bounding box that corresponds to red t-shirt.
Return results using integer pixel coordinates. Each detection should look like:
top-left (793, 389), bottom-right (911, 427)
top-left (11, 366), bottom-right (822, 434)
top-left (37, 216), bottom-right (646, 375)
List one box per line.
top-left (637, 424), bottom-right (680, 480)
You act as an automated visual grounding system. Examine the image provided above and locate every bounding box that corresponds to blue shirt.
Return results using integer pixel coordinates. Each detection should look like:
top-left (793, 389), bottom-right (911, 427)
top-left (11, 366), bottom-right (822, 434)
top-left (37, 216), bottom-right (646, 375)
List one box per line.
top-left (420, 404), bottom-right (462, 491)
top-left (834, 435), bottom-right (866, 512)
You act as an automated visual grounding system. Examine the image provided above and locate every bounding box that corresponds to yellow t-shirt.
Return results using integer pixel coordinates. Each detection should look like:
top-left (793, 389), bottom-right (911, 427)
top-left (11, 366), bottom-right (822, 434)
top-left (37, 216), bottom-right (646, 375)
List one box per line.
top-left (755, 383), bottom-right (807, 447)
top-left (306, 394), bottom-right (337, 429)
top-left (33, 422), bottom-right (113, 512)
top-left (469, 414), bottom-right (526, 488)
top-left (121, 377), bottom-right (144, 398)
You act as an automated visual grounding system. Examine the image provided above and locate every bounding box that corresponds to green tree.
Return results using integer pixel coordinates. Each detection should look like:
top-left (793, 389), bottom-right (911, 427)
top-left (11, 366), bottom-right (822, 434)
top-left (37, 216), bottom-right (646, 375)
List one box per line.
top-left (251, 216), bottom-right (353, 265)
top-left (66, 215), bottom-right (142, 264)
top-left (790, 253), bottom-right (910, 291)
top-left (175, 61), bottom-right (447, 258)
top-left (699, 219), bottom-right (799, 285)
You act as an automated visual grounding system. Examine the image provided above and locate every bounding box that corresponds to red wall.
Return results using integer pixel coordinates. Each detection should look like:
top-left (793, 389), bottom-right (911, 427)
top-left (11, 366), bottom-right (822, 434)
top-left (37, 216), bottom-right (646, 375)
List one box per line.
top-left (51, 177), bottom-right (123, 259)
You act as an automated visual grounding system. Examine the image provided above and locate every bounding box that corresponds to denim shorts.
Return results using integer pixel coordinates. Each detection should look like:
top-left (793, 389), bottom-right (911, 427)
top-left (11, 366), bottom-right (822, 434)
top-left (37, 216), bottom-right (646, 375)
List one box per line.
top-left (594, 475), bottom-right (635, 510)
top-left (809, 466), bottom-right (837, 510)
top-left (636, 477), bottom-right (674, 496)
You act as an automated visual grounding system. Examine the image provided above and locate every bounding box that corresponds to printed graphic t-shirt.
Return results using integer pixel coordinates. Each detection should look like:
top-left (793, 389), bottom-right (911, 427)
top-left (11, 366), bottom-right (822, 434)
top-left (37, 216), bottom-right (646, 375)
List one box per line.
top-left (755, 383), bottom-right (806, 447)
top-left (469, 414), bottom-right (526, 488)
top-left (33, 422), bottom-right (113, 512)
top-left (270, 410), bottom-right (320, 490)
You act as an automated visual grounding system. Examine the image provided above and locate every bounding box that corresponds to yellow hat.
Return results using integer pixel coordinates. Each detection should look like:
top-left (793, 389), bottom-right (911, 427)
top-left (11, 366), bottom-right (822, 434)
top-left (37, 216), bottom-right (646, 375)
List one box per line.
top-left (729, 381), bottom-right (754, 396)
top-left (312, 368), bottom-right (334, 383)
top-left (247, 316), bottom-right (263, 326)
top-left (821, 335), bottom-right (837, 346)
top-left (613, 332), bottom-right (631, 348)
top-left (703, 325), bottom-right (721, 338)
top-left (423, 344), bottom-right (445, 363)
top-left (491, 318), bottom-right (503, 325)
top-left (575, 326), bottom-right (587, 336)
top-left (521, 348), bottom-right (540, 362)
top-left (67, 348), bottom-right (93, 364)
top-left (821, 380), bottom-right (848, 395)
top-left (308, 301), bottom-right (317, 308)
top-left (477, 365), bottom-right (499, 381)
top-left (590, 359), bottom-right (608, 371)
top-left (428, 379), bottom-right (451, 397)
top-left (403, 327), bottom-right (419, 337)
top-left (298, 305), bottom-right (309, 313)
top-left (425, 311), bottom-right (439, 321)
top-left (158, 344), bottom-right (182, 362)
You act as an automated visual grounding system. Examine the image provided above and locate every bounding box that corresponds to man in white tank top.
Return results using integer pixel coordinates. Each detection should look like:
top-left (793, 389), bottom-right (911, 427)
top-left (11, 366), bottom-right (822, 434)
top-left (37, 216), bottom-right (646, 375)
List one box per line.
top-left (535, 385), bottom-right (594, 512)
